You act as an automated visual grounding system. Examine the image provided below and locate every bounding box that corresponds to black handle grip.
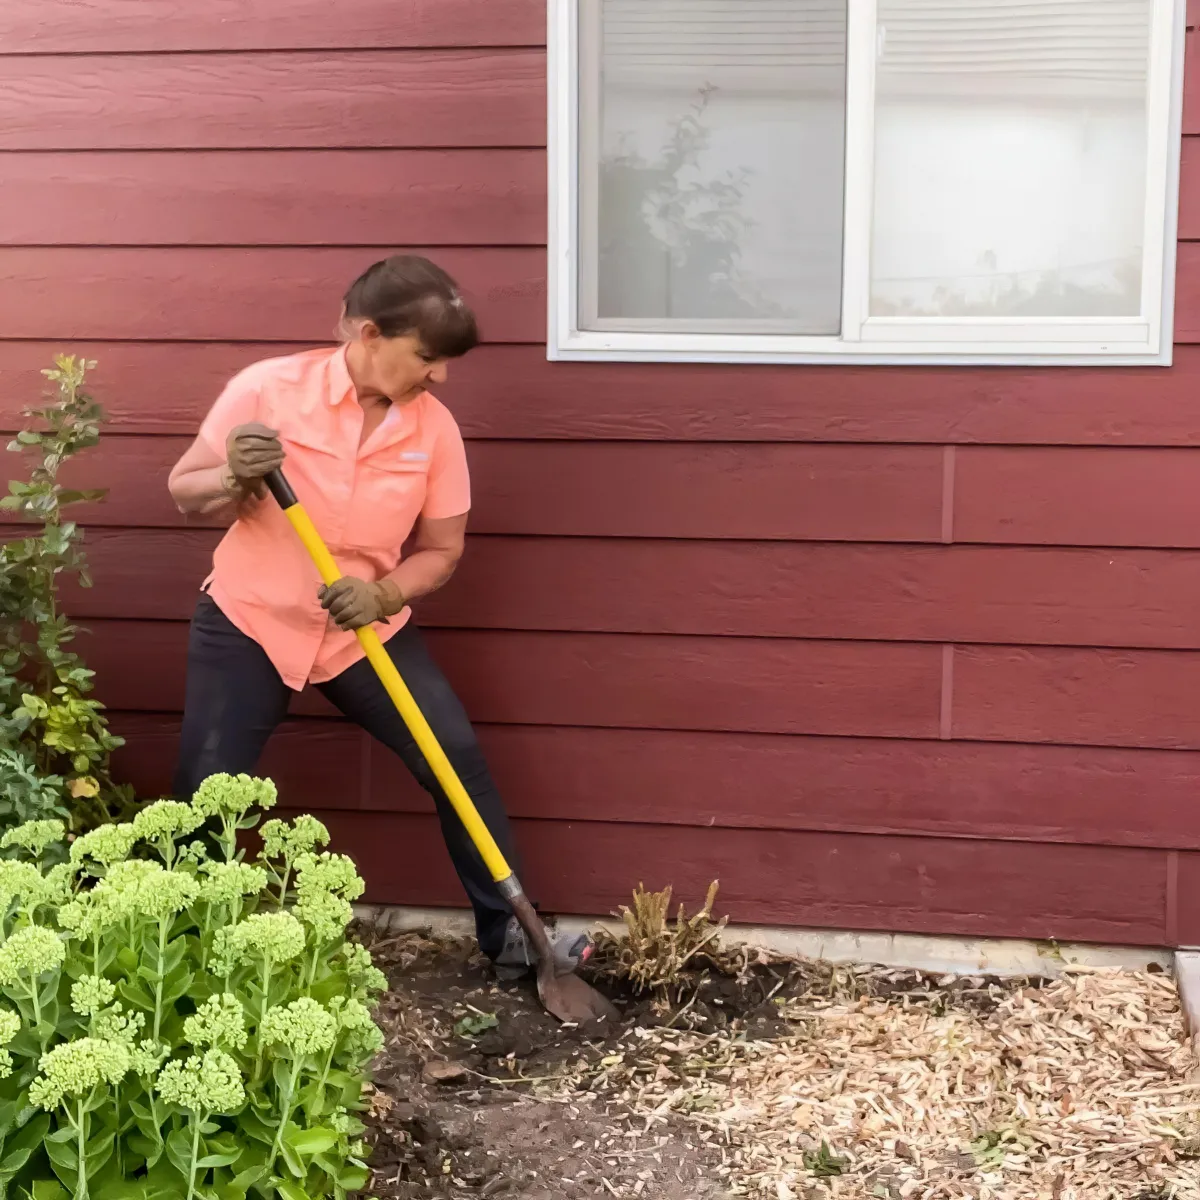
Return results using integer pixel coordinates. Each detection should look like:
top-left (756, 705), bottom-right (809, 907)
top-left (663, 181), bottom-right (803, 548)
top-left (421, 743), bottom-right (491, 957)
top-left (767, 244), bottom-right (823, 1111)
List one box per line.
top-left (263, 469), bottom-right (298, 510)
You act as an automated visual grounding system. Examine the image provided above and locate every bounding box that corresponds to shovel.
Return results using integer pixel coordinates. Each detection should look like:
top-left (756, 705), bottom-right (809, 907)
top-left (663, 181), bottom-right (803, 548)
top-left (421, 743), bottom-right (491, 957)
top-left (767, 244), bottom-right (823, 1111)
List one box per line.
top-left (263, 468), bottom-right (618, 1026)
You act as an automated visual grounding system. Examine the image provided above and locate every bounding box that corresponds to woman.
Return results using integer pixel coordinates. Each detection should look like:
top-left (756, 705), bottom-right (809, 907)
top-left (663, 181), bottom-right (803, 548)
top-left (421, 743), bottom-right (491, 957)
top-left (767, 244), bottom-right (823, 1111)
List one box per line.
top-left (168, 255), bottom-right (588, 979)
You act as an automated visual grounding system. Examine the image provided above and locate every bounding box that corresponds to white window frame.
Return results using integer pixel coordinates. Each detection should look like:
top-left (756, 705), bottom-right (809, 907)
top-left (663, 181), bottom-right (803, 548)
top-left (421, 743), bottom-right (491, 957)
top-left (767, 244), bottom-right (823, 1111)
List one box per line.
top-left (548, 0), bottom-right (1187, 367)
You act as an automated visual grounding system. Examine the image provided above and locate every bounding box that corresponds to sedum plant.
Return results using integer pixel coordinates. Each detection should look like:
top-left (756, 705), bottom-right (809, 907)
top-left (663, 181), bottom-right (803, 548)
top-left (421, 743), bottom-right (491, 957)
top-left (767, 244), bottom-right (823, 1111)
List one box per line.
top-left (0, 775), bottom-right (385, 1200)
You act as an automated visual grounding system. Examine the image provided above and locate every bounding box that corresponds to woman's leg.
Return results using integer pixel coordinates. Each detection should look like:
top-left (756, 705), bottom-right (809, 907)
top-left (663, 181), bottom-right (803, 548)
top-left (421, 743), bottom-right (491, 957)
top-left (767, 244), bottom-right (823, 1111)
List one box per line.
top-left (317, 621), bottom-right (517, 960)
top-left (173, 594), bottom-right (293, 798)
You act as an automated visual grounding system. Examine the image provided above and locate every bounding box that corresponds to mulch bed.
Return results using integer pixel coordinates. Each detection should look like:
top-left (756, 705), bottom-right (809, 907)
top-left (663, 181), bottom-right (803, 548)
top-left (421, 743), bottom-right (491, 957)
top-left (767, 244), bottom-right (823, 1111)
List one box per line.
top-left (358, 926), bottom-right (1199, 1200)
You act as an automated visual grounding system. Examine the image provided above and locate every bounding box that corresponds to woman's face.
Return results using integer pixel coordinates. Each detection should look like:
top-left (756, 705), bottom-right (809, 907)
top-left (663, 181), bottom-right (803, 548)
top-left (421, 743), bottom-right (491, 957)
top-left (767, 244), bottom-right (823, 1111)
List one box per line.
top-left (355, 326), bottom-right (449, 402)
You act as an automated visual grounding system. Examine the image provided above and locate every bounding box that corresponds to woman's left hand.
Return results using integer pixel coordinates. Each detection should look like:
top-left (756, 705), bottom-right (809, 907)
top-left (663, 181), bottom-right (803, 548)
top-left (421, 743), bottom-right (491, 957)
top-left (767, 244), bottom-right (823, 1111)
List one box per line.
top-left (318, 577), bottom-right (388, 631)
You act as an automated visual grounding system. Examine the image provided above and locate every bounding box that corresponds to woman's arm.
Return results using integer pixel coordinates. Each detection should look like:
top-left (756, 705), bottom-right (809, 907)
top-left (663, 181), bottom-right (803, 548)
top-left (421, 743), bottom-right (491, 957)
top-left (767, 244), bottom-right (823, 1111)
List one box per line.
top-left (381, 512), bottom-right (467, 610)
top-left (319, 513), bottom-right (467, 630)
top-left (167, 435), bottom-right (237, 515)
top-left (168, 423), bottom-right (284, 515)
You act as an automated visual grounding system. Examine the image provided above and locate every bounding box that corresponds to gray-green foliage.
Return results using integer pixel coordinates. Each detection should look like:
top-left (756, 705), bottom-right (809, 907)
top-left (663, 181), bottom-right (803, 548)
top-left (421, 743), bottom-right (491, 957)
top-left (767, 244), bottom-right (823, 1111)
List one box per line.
top-left (0, 355), bottom-right (131, 833)
top-left (0, 774), bottom-right (385, 1200)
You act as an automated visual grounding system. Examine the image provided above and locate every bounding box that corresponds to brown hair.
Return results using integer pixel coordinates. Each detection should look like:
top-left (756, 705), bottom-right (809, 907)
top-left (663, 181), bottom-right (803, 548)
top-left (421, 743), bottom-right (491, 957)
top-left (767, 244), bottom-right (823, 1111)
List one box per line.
top-left (340, 255), bottom-right (480, 359)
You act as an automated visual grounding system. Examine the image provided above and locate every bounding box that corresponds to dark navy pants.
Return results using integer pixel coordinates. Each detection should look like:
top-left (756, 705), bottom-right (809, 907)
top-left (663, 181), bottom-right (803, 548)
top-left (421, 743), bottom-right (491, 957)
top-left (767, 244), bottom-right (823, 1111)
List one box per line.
top-left (173, 593), bottom-right (517, 958)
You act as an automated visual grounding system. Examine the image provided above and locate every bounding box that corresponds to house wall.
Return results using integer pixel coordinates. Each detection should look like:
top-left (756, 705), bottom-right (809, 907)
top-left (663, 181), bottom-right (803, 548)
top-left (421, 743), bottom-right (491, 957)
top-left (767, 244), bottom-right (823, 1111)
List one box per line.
top-left (3, 0), bottom-right (1200, 945)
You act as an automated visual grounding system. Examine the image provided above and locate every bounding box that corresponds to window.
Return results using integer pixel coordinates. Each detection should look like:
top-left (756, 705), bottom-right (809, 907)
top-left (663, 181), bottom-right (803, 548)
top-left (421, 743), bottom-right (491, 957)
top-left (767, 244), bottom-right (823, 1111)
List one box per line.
top-left (548, 0), bottom-right (1185, 365)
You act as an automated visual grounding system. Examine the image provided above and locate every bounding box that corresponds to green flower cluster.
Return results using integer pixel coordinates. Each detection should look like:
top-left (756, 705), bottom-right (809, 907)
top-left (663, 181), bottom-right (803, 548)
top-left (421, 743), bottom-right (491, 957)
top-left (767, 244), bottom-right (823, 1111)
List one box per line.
top-left (61, 860), bottom-right (198, 938)
top-left (331, 996), bottom-right (385, 1058)
top-left (92, 1002), bottom-right (145, 1045)
top-left (197, 861), bottom-right (268, 907)
top-left (192, 773), bottom-right (277, 820)
top-left (0, 860), bottom-right (57, 913)
top-left (156, 1048), bottom-right (245, 1115)
top-left (136, 870), bottom-right (200, 923)
top-left (260, 997), bottom-right (337, 1058)
top-left (29, 1037), bottom-right (130, 1108)
top-left (69, 822), bottom-right (137, 868)
top-left (70, 974), bottom-right (116, 1018)
top-left (132, 799), bottom-right (205, 844)
top-left (128, 1038), bottom-right (169, 1079)
top-left (341, 941), bottom-right (389, 995)
top-left (260, 815), bottom-right (329, 863)
top-left (0, 1008), bottom-right (21, 1078)
top-left (183, 993), bottom-right (247, 1053)
top-left (294, 852), bottom-right (364, 945)
top-left (0, 925), bottom-right (65, 986)
top-left (216, 911), bottom-right (306, 971)
top-left (1, 819), bottom-right (65, 858)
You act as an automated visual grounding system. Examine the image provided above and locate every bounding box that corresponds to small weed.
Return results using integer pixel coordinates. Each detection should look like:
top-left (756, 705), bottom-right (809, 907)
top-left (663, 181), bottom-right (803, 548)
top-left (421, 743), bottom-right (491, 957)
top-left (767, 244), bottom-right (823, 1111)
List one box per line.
top-left (970, 1128), bottom-right (1036, 1170)
top-left (803, 1141), bottom-right (848, 1178)
top-left (454, 1009), bottom-right (499, 1039)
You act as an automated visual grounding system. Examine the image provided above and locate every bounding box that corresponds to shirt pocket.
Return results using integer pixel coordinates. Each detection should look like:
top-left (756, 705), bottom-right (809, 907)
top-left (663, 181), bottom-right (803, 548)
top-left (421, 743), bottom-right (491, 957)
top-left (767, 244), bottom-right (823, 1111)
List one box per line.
top-left (347, 458), bottom-right (430, 552)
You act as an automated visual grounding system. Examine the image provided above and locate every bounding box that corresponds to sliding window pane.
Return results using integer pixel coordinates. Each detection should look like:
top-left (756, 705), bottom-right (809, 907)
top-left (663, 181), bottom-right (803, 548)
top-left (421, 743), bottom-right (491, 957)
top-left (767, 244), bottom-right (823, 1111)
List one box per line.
top-left (584, 0), bottom-right (847, 333)
top-left (870, 0), bottom-right (1152, 319)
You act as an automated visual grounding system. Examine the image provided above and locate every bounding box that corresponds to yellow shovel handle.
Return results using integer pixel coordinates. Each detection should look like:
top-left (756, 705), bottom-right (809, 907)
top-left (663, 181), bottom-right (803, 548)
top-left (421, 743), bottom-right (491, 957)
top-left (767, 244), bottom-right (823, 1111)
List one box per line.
top-left (274, 494), bottom-right (513, 885)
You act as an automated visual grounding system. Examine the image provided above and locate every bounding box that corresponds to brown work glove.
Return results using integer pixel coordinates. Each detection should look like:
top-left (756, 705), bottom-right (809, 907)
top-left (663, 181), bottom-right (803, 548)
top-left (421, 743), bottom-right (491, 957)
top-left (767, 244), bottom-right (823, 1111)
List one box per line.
top-left (225, 423), bottom-right (284, 498)
top-left (319, 577), bottom-right (403, 631)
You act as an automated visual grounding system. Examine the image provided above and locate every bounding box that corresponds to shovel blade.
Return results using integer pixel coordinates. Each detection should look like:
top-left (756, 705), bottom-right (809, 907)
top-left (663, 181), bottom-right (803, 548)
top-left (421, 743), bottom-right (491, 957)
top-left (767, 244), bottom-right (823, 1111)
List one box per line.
top-left (506, 887), bottom-right (619, 1025)
top-left (537, 964), bottom-right (621, 1026)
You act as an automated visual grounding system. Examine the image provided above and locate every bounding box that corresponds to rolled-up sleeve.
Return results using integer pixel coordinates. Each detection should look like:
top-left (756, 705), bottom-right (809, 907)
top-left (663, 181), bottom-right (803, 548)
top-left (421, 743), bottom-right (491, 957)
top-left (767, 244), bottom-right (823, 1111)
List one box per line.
top-left (422, 409), bottom-right (471, 519)
top-left (198, 366), bottom-right (263, 457)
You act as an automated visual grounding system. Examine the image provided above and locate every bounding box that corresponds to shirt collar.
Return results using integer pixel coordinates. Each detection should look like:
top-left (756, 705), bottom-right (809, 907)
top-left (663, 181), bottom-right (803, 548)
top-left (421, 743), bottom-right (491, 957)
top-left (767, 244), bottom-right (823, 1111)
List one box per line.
top-left (327, 344), bottom-right (354, 407)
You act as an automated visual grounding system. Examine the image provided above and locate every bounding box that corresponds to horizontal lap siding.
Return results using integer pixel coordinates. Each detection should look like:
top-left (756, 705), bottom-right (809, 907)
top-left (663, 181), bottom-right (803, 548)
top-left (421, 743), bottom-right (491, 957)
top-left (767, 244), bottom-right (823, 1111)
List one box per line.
top-left (0, 0), bottom-right (548, 52)
top-left (10, 342), bottom-right (1200, 443)
top-left (0, 248), bottom-right (545, 342)
top-left (5, 1), bottom-right (1200, 945)
top-left (41, 531), bottom-right (1200, 649)
top-left (107, 714), bottom-right (1200, 854)
top-left (0, 152), bottom-right (547, 247)
top-left (0, 51), bottom-right (546, 150)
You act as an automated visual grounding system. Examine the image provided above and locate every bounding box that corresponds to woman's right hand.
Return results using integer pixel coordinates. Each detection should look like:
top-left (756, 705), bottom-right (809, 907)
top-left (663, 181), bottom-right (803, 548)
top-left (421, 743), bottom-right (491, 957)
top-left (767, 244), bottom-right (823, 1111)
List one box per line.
top-left (225, 423), bottom-right (284, 497)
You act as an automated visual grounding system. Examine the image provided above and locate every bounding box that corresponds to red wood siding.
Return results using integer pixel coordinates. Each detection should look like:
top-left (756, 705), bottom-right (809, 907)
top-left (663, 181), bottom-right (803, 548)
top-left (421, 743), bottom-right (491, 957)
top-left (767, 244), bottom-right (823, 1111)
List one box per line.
top-left (0, 152), bottom-right (546, 247)
top-left (4, 0), bottom-right (1200, 948)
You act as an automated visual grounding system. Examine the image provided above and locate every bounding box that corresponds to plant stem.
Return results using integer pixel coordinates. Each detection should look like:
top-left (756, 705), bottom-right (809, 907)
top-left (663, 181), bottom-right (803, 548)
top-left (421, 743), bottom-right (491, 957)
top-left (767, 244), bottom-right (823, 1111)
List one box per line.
top-left (186, 1115), bottom-right (202, 1200)
top-left (254, 954), bottom-right (273, 1080)
top-left (303, 944), bottom-right (320, 993)
top-left (148, 1088), bottom-right (163, 1161)
top-left (113, 1079), bottom-right (123, 1179)
top-left (316, 1042), bottom-right (336, 1106)
top-left (260, 955), bottom-right (273, 1026)
top-left (152, 917), bottom-right (169, 1041)
top-left (199, 904), bottom-right (211, 973)
top-left (269, 1059), bottom-right (300, 1167)
top-left (75, 1096), bottom-right (88, 1200)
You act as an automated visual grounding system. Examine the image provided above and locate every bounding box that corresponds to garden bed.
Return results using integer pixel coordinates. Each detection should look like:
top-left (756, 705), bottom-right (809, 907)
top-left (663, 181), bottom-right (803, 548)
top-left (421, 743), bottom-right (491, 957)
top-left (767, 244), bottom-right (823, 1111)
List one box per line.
top-left (361, 927), bottom-right (1199, 1200)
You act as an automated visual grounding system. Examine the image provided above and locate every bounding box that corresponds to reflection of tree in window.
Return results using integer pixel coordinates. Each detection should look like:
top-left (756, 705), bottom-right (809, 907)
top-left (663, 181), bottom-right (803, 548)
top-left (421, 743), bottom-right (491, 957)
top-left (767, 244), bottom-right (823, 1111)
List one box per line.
top-left (599, 87), bottom-right (779, 321)
top-left (871, 259), bottom-right (1143, 318)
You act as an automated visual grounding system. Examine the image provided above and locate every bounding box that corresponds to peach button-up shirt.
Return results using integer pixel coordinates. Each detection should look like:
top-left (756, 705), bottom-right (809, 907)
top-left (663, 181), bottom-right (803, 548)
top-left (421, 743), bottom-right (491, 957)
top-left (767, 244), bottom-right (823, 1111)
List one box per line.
top-left (197, 346), bottom-right (471, 689)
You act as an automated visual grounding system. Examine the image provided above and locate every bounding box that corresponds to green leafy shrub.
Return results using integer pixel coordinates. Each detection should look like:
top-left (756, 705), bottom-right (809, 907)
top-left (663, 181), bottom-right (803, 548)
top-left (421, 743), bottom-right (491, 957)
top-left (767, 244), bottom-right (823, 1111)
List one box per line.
top-left (0, 774), bottom-right (385, 1200)
top-left (0, 355), bottom-right (132, 832)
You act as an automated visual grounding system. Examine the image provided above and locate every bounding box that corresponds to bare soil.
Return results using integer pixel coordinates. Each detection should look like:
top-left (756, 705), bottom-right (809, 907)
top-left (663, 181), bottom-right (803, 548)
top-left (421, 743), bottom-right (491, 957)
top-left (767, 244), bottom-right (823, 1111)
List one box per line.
top-left (357, 928), bottom-right (1041, 1200)
top-left (360, 929), bottom-right (745, 1199)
